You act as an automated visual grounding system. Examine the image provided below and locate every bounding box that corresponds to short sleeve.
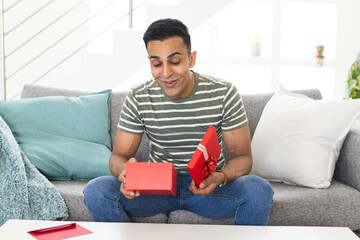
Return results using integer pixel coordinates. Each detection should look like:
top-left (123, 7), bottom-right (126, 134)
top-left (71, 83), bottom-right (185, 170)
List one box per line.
top-left (222, 83), bottom-right (248, 131)
top-left (117, 90), bottom-right (144, 135)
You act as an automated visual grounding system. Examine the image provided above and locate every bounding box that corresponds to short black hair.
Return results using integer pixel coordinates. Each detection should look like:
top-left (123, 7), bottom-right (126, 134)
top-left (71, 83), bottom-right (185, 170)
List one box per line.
top-left (143, 18), bottom-right (191, 53)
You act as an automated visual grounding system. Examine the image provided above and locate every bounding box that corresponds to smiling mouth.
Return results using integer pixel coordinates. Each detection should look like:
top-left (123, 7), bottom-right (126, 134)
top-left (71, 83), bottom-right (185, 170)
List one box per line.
top-left (162, 79), bottom-right (177, 88)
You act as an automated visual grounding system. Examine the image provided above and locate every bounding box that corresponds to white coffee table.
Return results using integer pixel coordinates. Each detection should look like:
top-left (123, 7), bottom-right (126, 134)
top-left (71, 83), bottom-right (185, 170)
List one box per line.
top-left (0, 219), bottom-right (358, 240)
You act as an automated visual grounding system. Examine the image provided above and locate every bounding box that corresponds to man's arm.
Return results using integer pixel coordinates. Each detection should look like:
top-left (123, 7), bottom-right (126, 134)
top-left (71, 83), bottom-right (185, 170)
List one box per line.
top-left (189, 124), bottom-right (252, 196)
top-left (110, 129), bottom-right (142, 199)
top-left (219, 124), bottom-right (253, 181)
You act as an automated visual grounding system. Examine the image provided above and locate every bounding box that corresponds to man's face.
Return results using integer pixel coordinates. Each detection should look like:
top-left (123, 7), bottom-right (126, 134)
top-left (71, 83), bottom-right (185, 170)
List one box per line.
top-left (147, 36), bottom-right (197, 99)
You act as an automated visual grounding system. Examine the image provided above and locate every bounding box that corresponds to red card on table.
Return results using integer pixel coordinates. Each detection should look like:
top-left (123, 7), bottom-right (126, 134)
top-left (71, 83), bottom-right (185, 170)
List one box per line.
top-left (187, 126), bottom-right (221, 186)
top-left (125, 162), bottom-right (177, 195)
top-left (28, 223), bottom-right (92, 240)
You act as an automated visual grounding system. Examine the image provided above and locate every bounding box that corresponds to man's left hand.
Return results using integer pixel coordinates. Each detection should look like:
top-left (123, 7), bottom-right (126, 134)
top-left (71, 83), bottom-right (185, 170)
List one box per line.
top-left (189, 172), bottom-right (224, 196)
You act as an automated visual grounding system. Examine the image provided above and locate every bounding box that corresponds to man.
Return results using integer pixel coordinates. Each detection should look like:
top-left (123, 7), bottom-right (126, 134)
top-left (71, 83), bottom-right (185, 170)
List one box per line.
top-left (84, 18), bottom-right (273, 225)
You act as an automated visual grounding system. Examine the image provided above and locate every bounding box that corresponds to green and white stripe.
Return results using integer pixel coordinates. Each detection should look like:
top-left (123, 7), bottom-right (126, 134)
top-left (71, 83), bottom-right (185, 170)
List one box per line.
top-left (118, 72), bottom-right (248, 171)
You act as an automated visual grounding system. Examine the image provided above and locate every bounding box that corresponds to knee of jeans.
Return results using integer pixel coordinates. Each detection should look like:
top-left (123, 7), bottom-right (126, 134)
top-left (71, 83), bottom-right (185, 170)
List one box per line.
top-left (83, 176), bottom-right (120, 203)
top-left (234, 175), bottom-right (274, 204)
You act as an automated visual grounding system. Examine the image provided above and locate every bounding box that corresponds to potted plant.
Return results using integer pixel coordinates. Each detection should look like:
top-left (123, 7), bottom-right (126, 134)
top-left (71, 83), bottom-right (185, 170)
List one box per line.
top-left (314, 45), bottom-right (325, 67)
top-left (345, 52), bottom-right (360, 99)
top-left (249, 34), bottom-right (263, 57)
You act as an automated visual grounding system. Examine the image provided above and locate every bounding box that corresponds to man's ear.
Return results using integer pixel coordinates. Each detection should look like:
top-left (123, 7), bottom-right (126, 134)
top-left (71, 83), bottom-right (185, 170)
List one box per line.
top-left (189, 51), bottom-right (197, 68)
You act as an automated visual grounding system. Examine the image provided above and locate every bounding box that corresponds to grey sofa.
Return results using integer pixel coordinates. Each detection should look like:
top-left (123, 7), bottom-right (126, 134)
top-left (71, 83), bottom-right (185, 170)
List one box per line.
top-left (21, 84), bottom-right (360, 232)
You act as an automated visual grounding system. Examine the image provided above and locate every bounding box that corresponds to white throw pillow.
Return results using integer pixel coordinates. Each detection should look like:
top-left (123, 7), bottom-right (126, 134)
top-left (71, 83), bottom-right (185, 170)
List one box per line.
top-left (251, 86), bottom-right (360, 188)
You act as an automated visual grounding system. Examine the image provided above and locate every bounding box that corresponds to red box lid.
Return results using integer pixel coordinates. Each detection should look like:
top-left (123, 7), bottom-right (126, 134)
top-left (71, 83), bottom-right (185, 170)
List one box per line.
top-left (125, 162), bottom-right (177, 195)
top-left (187, 126), bottom-right (221, 186)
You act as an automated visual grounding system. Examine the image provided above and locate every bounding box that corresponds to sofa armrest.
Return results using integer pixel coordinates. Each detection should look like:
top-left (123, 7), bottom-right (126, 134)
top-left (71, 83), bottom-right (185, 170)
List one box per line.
top-left (334, 128), bottom-right (360, 191)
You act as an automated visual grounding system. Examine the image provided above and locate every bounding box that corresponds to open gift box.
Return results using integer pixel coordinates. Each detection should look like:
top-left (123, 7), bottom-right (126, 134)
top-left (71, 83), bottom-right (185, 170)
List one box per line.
top-left (125, 162), bottom-right (177, 195)
top-left (187, 126), bottom-right (221, 186)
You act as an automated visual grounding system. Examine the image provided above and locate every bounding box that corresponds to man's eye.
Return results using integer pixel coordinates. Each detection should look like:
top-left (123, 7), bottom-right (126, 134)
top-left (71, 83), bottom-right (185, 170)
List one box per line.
top-left (153, 63), bottom-right (162, 67)
top-left (171, 61), bottom-right (180, 65)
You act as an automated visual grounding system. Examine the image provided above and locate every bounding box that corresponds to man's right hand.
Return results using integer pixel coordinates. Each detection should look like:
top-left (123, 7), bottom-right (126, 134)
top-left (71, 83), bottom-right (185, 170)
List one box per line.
top-left (118, 157), bottom-right (141, 199)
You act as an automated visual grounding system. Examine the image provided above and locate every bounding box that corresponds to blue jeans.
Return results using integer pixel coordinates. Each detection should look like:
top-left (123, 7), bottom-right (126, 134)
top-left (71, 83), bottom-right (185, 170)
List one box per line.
top-left (83, 172), bottom-right (273, 225)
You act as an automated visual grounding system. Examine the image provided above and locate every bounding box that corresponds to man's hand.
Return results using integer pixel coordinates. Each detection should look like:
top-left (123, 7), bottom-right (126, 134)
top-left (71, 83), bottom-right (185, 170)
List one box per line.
top-left (119, 157), bottom-right (140, 199)
top-left (189, 172), bottom-right (224, 196)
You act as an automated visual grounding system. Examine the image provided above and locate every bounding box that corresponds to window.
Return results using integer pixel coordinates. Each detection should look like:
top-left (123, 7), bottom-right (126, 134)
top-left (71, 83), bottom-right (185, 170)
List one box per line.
top-left (192, 0), bottom-right (338, 98)
top-left (280, 2), bottom-right (337, 60)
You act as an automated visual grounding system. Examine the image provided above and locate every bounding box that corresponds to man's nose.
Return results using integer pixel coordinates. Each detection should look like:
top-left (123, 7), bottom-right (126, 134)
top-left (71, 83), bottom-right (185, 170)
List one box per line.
top-left (162, 63), bottom-right (173, 78)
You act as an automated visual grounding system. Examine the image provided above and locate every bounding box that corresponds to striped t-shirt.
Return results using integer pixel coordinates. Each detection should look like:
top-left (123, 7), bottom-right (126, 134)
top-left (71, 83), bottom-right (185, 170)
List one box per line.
top-left (117, 72), bottom-right (248, 171)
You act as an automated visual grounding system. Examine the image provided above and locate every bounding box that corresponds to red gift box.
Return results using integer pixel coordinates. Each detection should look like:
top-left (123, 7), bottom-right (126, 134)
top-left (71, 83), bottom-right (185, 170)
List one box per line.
top-left (125, 162), bottom-right (177, 195)
top-left (187, 126), bottom-right (221, 186)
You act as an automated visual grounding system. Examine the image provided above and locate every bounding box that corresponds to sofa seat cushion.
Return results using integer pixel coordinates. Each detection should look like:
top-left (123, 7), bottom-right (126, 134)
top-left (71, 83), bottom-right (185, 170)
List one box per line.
top-left (51, 180), bottom-right (167, 223)
top-left (167, 180), bottom-right (360, 230)
top-left (51, 181), bottom-right (93, 221)
top-left (53, 179), bottom-right (360, 229)
top-left (269, 180), bottom-right (360, 230)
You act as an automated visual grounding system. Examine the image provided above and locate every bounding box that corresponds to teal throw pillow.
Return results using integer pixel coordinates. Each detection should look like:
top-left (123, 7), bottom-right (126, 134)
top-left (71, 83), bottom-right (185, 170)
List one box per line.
top-left (0, 90), bottom-right (112, 180)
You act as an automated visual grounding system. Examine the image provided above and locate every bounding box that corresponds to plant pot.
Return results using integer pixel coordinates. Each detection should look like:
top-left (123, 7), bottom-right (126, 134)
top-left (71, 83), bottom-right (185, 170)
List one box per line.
top-left (249, 42), bottom-right (261, 57)
top-left (315, 56), bottom-right (325, 67)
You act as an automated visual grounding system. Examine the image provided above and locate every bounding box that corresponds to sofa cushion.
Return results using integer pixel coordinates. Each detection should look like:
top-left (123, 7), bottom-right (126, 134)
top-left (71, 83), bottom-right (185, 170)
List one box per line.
top-left (268, 180), bottom-right (360, 231)
top-left (52, 178), bottom-right (360, 229)
top-left (251, 86), bottom-right (360, 188)
top-left (51, 180), bottom-right (168, 223)
top-left (51, 181), bottom-right (93, 221)
top-left (241, 88), bottom-right (322, 139)
top-left (21, 84), bottom-right (151, 162)
top-left (21, 84), bottom-right (122, 147)
top-left (166, 180), bottom-right (360, 230)
top-left (1, 90), bottom-right (112, 180)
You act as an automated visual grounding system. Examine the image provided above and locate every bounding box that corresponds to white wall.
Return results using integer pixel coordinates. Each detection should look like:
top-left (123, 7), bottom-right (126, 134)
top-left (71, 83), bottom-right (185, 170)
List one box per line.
top-left (2, 0), bottom-right (91, 99)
